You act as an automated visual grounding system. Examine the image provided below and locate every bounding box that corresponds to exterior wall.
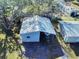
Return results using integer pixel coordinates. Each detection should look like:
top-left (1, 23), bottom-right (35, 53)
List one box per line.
top-left (64, 37), bottom-right (79, 43)
top-left (20, 32), bottom-right (40, 42)
top-left (40, 32), bottom-right (56, 43)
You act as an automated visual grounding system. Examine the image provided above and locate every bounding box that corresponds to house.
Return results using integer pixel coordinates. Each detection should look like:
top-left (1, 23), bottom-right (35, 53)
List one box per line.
top-left (59, 21), bottom-right (79, 43)
top-left (20, 15), bottom-right (56, 42)
top-left (56, 0), bottom-right (78, 17)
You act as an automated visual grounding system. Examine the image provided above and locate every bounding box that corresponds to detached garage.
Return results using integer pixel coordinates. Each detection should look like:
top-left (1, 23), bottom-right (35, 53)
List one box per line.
top-left (20, 15), bottom-right (56, 42)
top-left (59, 21), bottom-right (79, 43)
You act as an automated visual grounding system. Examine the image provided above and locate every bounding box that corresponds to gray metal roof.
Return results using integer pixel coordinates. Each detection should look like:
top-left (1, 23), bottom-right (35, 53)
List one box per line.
top-left (59, 21), bottom-right (79, 42)
top-left (20, 15), bottom-right (56, 35)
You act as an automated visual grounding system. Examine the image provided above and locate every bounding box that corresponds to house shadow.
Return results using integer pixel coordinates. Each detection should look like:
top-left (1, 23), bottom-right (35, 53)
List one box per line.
top-left (70, 43), bottom-right (79, 56)
top-left (22, 35), bottom-right (64, 59)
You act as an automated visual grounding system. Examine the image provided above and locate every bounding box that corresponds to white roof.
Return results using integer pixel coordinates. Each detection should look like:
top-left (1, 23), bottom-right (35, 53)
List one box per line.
top-left (59, 21), bottom-right (79, 37)
top-left (20, 15), bottom-right (56, 35)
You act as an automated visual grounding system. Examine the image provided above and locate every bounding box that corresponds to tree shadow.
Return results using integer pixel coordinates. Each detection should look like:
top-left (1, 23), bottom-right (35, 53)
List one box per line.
top-left (70, 43), bottom-right (79, 56)
top-left (22, 35), bottom-right (64, 59)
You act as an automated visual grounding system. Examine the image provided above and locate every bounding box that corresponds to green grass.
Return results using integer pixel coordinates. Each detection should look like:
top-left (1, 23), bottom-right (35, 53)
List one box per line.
top-left (0, 33), bottom-right (6, 40)
top-left (61, 16), bottom-right (79, 21)
top-left (7, 51), bottom-right (20, 59)
top-left (0, 33), bottom-right (23, 59)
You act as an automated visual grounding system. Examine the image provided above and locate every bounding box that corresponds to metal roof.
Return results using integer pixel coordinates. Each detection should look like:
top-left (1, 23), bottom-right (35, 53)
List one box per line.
top-left (20, 15), bottom-right (56, 35)
top-left (59, 21), bottom-right (79, 42)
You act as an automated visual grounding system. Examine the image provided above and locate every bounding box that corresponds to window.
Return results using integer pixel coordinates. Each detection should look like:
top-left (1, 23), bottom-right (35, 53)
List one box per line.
top-left (27, 36), bottom-right (30, 38)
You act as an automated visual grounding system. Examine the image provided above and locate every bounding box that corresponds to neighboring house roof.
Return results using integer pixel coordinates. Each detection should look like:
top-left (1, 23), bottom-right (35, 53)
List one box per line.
top-left (59, 21), bottom-right (79, 42)
top-left (20, 15), bottom-right (56, 35)
top-left (59, 21), bottom-right (79, 37)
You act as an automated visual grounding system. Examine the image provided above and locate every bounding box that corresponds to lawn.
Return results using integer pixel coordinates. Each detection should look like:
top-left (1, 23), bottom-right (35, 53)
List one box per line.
top-left (0, 33), bottom-right (6, 40)
top-left (0, 33), bottom-right (24, 59)
top-left (0, 16), bottom-right (79, 59)
top-left (61, 16), bottom-right (79, 21)
top-left (7, 51), bottom-right (20, 59)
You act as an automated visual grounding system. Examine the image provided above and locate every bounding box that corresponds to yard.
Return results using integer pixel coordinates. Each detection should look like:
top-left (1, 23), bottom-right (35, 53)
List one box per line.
top-left (0, 0), bottom-right (79, 58)
top-left (0, 16), bottom-right (79, 59)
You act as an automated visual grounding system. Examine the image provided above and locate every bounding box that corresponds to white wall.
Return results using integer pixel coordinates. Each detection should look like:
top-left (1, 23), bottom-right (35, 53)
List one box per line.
top-left (20, 32), bottom-right (40, 42)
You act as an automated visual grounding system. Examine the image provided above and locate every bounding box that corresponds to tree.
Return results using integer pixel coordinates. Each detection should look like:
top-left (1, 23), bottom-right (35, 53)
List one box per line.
top-left (0, 0), bottom-right (58, 59)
